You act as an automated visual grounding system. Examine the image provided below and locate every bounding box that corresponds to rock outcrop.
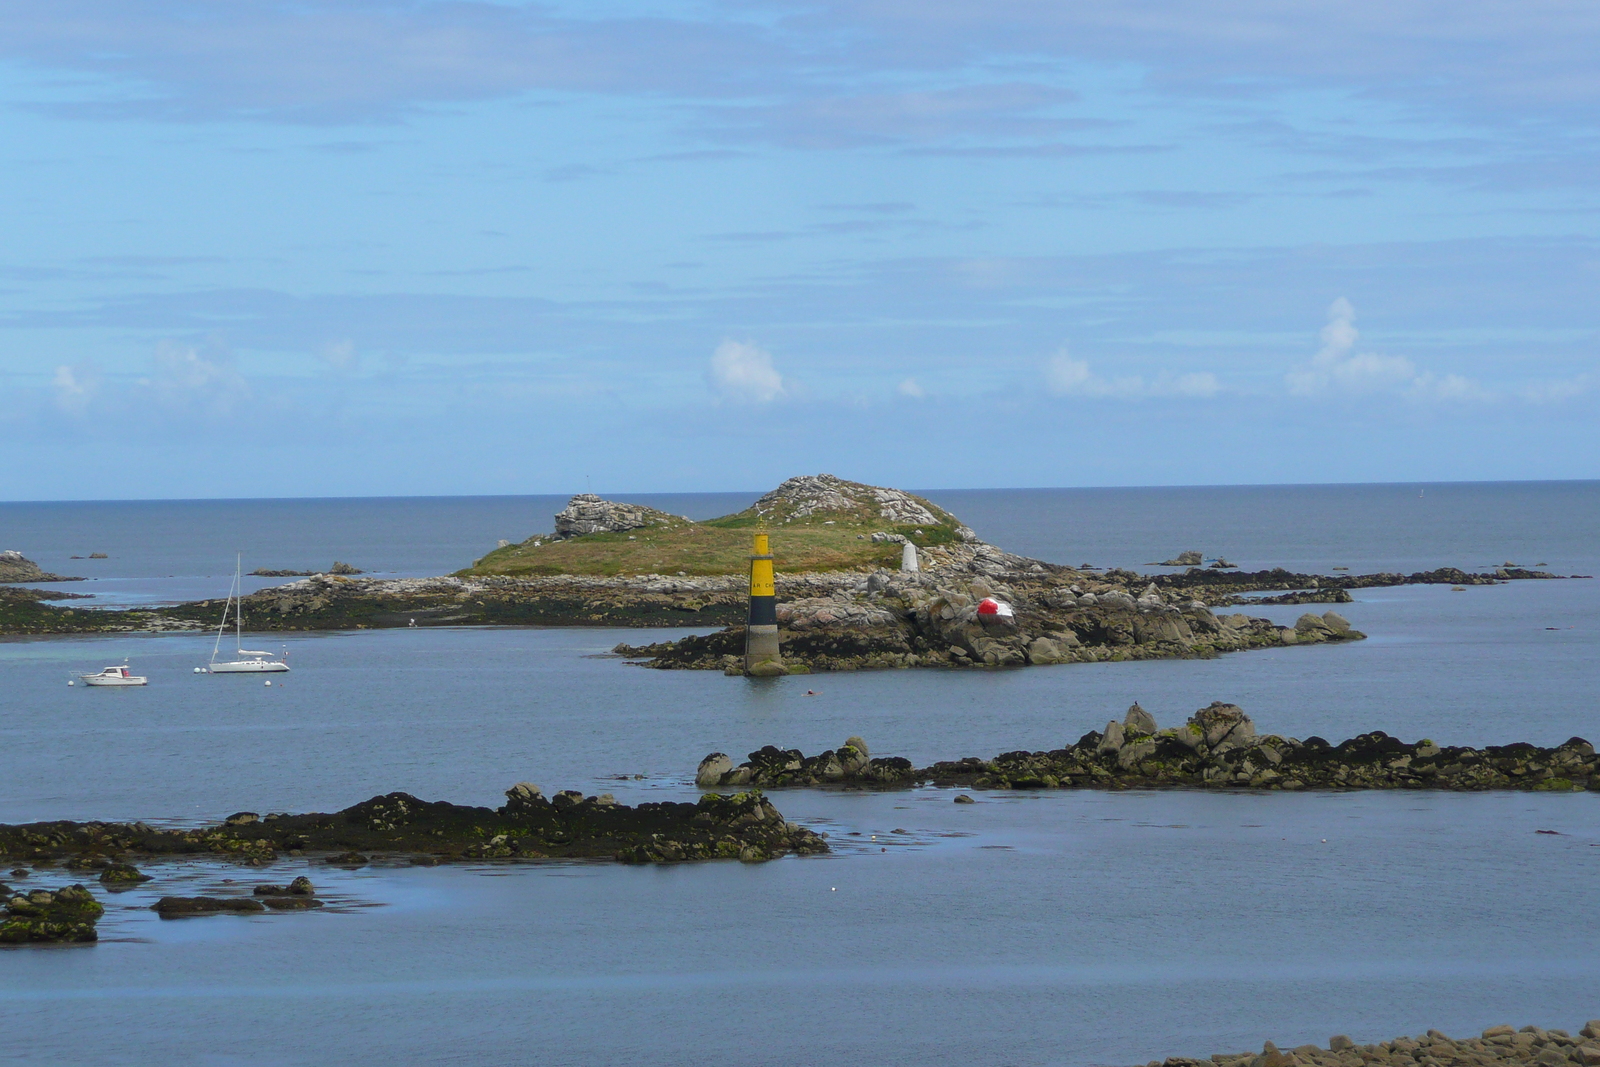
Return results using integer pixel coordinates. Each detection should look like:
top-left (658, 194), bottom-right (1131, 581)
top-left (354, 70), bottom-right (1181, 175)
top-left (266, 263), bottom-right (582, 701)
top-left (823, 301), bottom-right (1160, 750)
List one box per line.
top-left (0, 550), bottom-right (80, 583)
top-left (703, 705), bottom-right (1600, 792)
top-left (1126, 1021), bottom-right (1600, 1067)
top-left (619, 566), bottom-right (1367, 673)
top-left (0, 787), bottom-right (828, 868)
top-left (752, 473), bottom-right (954, 528)
top-left (553, 494), bottom-right (687, 540)
top-left (697, 737), bottom-right (916, 789)
top-left (0, 883), bottom-right (104, 943)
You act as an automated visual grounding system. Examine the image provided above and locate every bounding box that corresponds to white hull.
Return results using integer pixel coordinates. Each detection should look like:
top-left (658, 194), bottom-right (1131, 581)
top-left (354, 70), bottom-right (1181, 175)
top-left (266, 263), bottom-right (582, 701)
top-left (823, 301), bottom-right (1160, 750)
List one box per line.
top-left (209, 660), bottom-right (289, 674)
top-left (81, 675), bottom-right (147, 687)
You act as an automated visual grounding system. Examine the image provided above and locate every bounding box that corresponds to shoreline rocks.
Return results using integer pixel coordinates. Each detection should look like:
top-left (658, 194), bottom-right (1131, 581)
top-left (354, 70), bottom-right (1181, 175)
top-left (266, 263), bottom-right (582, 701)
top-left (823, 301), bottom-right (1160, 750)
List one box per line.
top-left (1136, 1022), bottom-right (1600, 1067)
top-left (698, 704), bottom-right (1600, 792)
top-left (0, 787), bottom-right (828, 870)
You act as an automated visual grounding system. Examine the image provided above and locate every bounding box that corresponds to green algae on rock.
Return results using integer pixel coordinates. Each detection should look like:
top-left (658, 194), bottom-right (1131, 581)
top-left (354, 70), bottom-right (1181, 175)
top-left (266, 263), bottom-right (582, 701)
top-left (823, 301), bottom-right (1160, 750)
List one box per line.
top-left (0, 883), bottom-right (104, 943)
top-left (698, 704), bottom-right (1600, 793)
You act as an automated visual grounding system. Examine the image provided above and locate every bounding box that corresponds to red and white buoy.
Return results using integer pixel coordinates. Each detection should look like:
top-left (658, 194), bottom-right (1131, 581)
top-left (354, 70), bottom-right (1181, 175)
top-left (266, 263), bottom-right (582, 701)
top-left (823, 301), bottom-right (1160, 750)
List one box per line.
top-left (976, 597), bottom-right (1015, 621)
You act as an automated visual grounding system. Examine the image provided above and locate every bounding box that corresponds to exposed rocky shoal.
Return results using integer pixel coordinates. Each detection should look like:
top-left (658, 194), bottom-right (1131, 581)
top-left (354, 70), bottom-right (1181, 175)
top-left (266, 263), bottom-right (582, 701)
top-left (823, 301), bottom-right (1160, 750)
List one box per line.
top-left (1131, 1023), bottom-right (1600, 1067)
top-left (697, 704), bottom-right (1600, 792)
top-left (619, 571), bottom-right (1370, 671)
top-left (0, 882), bottom-right (104, 943)
top-left (0, 786), bottom-right (827, 875)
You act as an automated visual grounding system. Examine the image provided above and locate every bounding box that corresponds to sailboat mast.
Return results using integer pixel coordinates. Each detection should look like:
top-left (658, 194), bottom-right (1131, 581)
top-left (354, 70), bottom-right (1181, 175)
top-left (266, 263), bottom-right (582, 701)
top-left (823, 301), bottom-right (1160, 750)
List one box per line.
top-left (235, 553), bottom-right (243, 653)
top-left (211, 564), bottom-right (231, 664)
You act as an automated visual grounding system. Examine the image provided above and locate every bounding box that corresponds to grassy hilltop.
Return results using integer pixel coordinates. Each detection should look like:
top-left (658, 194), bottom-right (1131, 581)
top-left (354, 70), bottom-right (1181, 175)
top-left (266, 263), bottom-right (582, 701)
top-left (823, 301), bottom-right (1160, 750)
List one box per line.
top-left (463, 475), bottom-right (967, 578)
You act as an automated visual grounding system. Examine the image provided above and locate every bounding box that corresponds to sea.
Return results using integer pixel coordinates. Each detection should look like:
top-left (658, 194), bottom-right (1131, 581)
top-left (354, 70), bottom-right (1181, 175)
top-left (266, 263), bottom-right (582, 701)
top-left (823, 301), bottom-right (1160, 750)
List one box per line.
top-left (2, 482), bottom-right (1599, 1067)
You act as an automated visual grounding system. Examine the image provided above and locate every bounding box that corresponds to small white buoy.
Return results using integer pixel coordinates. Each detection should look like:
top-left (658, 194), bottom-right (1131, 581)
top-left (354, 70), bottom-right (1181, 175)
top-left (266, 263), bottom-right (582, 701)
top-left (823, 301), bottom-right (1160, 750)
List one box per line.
top-left (830, 887), bottom-right (836, 892)
top-left (193, 666), bottom-right (203, 674)
top-left (264, 680), bottom-right (272, 687)
top-left (67, 680), bottom-right (74, 686)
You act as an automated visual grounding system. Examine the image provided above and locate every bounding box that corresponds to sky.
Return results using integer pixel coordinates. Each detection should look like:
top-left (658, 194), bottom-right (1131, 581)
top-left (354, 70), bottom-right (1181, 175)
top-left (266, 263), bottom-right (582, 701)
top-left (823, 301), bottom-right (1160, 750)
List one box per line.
top-left (1, 0), bottom-right (1598, 499)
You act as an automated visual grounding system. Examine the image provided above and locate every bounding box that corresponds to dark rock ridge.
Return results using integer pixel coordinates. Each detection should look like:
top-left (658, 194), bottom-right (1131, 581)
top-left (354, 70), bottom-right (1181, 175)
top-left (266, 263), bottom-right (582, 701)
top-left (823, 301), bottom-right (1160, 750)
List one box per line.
top-left (250, 562), bottom-right (364, 577)
top-left (1, 883), bottom-right (104, 943)
top-left (1140, 565), bottom-right (1580, 603)
top-left (697, 704), bottom-right (1600, 792)
top-left (1148, 551), bottom-right (1203, 566)
top-left (619, 568), bottom-right (1369, 671)
top-left (0, 550), bottom-right (82, 584)
top-left (1131, 1021), bottom-right (1600, 1067)
top-left (0, 787), bottom-right (827, 868)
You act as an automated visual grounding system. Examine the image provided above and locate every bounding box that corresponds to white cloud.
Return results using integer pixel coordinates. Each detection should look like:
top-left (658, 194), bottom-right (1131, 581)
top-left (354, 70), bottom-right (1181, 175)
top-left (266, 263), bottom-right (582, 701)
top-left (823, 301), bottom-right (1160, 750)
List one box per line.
top-left (1286, 298), bottom-right (1490, 401)
top-left (318, 339), bottom-right (358, 372)
top-left (1045, 349), bottom-right (1218, 399)
top-left (708, 339), bottom-right (786, 403)
top-left (148, 337), bottom-right (251, 415)
top-left (898, 376), bottom-right (926, 398)
top-left (51, 363), bottom-right (96, 416)
top-left (1521, 374), bottom-right (1592, 403)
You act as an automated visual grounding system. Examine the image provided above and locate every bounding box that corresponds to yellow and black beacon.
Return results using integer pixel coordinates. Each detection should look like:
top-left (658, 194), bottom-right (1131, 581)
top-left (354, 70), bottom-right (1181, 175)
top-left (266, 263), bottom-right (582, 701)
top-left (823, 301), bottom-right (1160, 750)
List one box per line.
top-left (744, 532), bottom-right (784, 676)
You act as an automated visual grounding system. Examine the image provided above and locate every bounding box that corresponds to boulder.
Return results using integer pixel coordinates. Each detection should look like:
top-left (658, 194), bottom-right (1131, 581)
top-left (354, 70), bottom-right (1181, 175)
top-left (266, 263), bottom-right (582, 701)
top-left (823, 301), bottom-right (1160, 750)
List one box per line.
top-left (1097, 720), bottom-right (1126, 754)
top-left (1027, 637), bottom-right (1071, 665)
top-left (502, 782), bottom-right (547, 816)
top-left (1322, 611), bottom-right (1352, 634)
top-left (1189, 702), bottom-right (1256, 750)
top-left (261, 896), bottom-right (324, 911)
top-left (97, 863), bottom-right (150, 885)
top-left (1124, 703), bottom-right (1158, 735)
top-left (153, 896), bottom-right (266, 917)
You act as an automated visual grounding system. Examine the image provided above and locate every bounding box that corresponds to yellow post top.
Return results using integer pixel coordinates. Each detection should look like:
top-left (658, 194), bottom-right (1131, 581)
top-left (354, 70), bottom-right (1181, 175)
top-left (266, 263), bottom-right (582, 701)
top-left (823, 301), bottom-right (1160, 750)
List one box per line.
top-left (752, 532), bottom-right (770, 557)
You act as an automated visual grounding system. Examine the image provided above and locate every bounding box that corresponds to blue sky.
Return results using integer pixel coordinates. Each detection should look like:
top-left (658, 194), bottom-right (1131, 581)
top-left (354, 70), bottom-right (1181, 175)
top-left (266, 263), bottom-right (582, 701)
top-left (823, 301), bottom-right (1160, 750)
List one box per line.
top-left (1, 0), bottom-right (1597, 499)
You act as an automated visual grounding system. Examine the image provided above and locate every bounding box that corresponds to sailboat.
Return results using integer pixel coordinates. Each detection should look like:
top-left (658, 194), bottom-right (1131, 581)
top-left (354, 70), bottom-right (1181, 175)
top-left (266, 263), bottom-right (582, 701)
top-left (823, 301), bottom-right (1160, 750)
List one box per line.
top-left (205, 556), bottom-right (290, 674)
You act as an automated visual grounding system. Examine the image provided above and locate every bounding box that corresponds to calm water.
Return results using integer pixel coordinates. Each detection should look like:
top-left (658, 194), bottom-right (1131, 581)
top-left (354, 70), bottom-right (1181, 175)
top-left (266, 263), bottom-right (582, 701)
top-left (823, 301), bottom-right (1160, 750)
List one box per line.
top-left (3, 483), bottom-right (1600, 1066)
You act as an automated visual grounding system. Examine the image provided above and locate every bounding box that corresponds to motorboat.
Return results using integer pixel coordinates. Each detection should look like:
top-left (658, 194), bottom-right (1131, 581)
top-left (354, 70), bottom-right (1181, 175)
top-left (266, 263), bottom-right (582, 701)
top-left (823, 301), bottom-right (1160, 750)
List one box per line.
top-left (80, 664), bottom-right (147, 687)
top-left (205, 556), bottom-right (290, 674)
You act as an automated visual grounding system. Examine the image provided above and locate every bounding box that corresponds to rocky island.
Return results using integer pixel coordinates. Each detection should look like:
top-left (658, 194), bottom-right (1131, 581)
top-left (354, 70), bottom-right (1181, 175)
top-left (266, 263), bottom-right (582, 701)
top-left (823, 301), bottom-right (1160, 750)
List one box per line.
top-left (0, 549), bottom-right (82, 584)
top-left (0, 477), bottom-right (1581, 678)
top-left (696, 703), bottom-right (1600, 792)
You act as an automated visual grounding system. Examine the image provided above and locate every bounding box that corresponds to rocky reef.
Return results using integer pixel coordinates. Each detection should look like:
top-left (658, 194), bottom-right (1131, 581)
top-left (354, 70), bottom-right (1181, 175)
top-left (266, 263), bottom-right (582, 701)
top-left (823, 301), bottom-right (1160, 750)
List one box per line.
top-left (0, 882), bottom-right (104, 943)
top-left (697, 704), bottom-right (1600, 792)
top-left (250, 562), bottom-right (364, 577)
top-left (1131, 1022), bottom-right (1600, 1067)
top-left (0, 786), bottom-right (827, 869)
top-left (619, 564), bottom-right (1368, 671)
